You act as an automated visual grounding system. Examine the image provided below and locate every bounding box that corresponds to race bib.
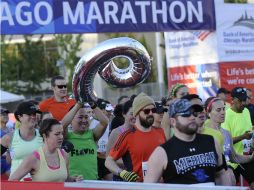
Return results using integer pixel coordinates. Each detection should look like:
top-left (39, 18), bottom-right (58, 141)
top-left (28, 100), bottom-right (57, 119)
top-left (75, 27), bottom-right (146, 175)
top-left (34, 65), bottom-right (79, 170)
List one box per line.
top-left (242, 139), bottom-right (251, 154)
top-left (142, 161), bottom-right (148, 177)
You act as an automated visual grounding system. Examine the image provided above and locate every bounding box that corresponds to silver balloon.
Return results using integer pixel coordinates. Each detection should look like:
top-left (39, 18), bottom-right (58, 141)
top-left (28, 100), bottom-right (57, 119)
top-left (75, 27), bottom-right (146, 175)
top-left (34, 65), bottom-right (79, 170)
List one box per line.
top-left (72, 37), bottom-right (152, 103)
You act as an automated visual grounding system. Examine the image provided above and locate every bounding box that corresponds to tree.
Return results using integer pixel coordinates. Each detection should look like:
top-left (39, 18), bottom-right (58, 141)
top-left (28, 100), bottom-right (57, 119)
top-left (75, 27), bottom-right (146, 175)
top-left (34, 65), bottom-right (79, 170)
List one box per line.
top-left (1, 35), bottom-right (58, 96)
top-left (54, 34), bottom-right (83, 88)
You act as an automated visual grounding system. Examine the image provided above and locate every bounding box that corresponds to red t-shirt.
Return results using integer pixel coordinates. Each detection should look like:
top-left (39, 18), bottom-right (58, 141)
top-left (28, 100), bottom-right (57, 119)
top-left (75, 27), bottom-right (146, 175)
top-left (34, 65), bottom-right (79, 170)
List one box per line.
top-left (109, 126), bottom-right (166, 182)
top-left (39, 96), bottom-right (76, 121)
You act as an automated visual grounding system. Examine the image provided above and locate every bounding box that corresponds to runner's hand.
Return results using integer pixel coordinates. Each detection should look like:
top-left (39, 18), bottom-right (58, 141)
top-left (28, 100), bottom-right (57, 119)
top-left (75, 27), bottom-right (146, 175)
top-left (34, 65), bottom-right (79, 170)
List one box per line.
top-left (119, 170), bottom-right (139, 182)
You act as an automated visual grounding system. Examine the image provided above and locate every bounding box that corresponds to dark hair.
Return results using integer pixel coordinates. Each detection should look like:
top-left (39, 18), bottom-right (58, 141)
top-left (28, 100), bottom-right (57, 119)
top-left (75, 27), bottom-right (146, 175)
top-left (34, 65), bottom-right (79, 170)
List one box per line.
top-left (122, 100), bottom-right (133, 115)
top-left (118, 95), bottom-right (129, 104)
top-left (39, 118), bottom-right (61, 138)
top-left (113, 104), bottom-right (123, 117)
top-left (181, 94), bottom-right (202, 101)
top-left (51, 75), bottom-right (65, 86)
top-left (130, 94), bottom-right (137, 101)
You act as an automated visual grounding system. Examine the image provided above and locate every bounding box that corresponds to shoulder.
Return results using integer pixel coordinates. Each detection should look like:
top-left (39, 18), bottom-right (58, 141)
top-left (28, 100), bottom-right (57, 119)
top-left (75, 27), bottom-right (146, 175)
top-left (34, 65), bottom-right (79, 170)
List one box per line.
top-left (40, 97), bottom-right (54, 104)
top-left (109, 128), bottom-right (120, 138)
top-left (112, 128), bottom-right (134, 149)
top-left (60, 149), bottom-right (68, 160)
top-left (197, 133), bottom-right (213, 139)
top-left (39, 97), bottom-right (54, 107)
top-left (1, 132), bottom-right (13, 147)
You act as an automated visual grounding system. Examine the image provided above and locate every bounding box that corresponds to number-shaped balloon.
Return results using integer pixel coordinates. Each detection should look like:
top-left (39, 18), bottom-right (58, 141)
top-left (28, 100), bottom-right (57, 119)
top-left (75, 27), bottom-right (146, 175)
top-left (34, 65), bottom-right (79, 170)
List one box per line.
top-left (72, 37), bottom-right (152, 103)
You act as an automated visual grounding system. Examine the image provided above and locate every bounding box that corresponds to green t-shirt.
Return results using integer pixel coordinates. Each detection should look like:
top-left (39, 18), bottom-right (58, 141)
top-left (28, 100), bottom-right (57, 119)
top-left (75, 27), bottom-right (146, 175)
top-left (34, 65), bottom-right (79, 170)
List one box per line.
top-left (201, 127), bottom-right (224, 153)
top-left (221, 108), bottom-right (252, 168)
top-left (67, 130), bottom-right (98, 180)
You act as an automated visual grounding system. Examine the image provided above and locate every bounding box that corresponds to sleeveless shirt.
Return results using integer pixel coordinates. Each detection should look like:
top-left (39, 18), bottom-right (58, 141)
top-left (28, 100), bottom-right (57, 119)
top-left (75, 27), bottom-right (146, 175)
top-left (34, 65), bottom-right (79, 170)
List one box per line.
top-left (161, 134), bottom-right (218, 184)
top-left (10, 129), bottom-right (43, 176)
top-left (32, 148), bottom-right (67, 182)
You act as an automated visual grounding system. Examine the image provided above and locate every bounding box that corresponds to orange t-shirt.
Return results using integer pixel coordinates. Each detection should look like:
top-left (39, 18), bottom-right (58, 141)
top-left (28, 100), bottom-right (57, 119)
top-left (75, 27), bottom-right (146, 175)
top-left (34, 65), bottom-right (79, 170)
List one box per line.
top-left (39, 97), bottom-right (76, 121)
top-left (109, 126), bottom-right (166, 182)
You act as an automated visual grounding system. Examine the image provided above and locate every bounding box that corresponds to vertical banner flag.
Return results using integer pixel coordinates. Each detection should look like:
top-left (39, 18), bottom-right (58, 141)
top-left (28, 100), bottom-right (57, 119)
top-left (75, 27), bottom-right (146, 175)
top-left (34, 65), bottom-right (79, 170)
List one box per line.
top-left (215, 0), bottom-right (254, 62)
top-left (0, 0), bottom-right (216, 34)
top-left (164, 31), bottom-right (219, 100)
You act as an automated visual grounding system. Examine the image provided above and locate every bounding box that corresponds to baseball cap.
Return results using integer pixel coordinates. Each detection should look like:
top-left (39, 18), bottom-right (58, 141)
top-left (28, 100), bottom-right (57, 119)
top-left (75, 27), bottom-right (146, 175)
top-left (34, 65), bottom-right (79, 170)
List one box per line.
top-left (155, 102), bottom-right (165, 114)
top-left (105, 104), bottom-right (114, 112)
top-left (231, 87), bottom-right (247, 101)
top-left (217, 88), bottom-right (230, 94)
top-left (15, 101), bottom-right (41, 116)
top-left (0, 107), bottom-right (9, 114)
top-left (169, 99), bottom-right (203, 117)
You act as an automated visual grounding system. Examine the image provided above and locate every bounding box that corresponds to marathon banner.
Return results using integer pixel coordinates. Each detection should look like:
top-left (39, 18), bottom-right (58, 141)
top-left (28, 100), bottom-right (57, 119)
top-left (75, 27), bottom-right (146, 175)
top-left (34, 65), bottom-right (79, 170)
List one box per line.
top-left (164, 30), bottom-right (218, 68)
top-left (215, 0), bottom-right (254, 62)
top-left (0, 0), bottom-right (216, 35)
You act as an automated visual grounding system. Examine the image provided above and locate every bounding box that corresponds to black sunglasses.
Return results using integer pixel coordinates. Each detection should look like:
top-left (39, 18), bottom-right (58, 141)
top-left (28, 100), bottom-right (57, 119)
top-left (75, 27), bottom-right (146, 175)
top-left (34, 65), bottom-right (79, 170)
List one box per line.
top-left (176, 110), bottom-right (198, 118)
top-left (56, 85), bottom-right (67, 89)
top-left (142, 108), bottom-right (157, 114)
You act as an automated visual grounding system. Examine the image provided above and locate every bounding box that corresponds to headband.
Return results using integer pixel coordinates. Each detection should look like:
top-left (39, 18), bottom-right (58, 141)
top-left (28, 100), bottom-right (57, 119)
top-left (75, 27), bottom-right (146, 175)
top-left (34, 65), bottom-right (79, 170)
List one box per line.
top-left (171, 83), bottom-right (186, 97)
top-left (206, 98), bottom-right (220, 112)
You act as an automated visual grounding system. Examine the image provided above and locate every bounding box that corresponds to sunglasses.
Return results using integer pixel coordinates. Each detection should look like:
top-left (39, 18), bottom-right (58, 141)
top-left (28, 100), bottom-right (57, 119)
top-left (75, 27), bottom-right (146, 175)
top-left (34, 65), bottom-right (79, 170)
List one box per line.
top-left (56, 85), bottom-right (67, 89)
top-left (176, 110), bottom-right (198, 118)
top-left (142, 108), bottom-right (157, 115)
top-left (236, 88), bottom-right (246, 93)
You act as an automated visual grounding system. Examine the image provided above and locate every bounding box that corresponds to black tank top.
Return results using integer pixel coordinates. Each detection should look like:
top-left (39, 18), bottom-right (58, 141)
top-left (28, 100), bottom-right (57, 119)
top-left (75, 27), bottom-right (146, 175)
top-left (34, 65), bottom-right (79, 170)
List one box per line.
top-left (161, 134), bottom-right (218, 184)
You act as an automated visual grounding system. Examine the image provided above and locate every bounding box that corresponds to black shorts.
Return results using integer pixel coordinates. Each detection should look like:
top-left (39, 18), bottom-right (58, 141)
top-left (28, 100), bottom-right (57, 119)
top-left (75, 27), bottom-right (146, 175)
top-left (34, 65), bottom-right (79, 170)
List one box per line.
top-left (233, 160), bottom-right (254, 184)
top-left (97, 157), bottom-right (111, 180)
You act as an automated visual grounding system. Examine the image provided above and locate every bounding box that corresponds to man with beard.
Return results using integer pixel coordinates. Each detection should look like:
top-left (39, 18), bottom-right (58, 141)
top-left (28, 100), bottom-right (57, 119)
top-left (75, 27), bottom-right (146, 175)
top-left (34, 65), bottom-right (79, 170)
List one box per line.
top-left (105, 93), bottom-right (166, 182)
top-left (221, 87), bottom-right (254, 188)
top-left (39, 75), bottom-right (76, 121)
top-left (144, 99), bottom-right (228, 185)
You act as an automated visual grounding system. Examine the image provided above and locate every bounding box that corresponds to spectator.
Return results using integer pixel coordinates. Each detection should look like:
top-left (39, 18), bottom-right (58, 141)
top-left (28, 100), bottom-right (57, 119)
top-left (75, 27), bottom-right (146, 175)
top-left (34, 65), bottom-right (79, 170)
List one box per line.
top-left (204, 97), bottom-right (254, 186)
top-left (221, 87), bottom-right (254, 189)
top-left (117, 95), bottom-right (129, 105)
top-left (216, 88), bottom-right (230, 110)
top-left (181, 94), bottom-right (207, 129)
top-left (153, 102), bottom-right (167, 128)
top-left (106, 100), bottom-right (135, 181)
top-left (1, 107), bottom-right (11, 177)
top-left (105, 93), bottom-right (166, 182)
top-left (1, 102), bottom-right (43, 180)
top-left (91, 100), bottom-right (114, 180)
top-left (170, 83), bottom-right (189, 99)
top-left (144, 99), bottom-right (228, 185)
top-left (109, 104), bottom-right (125, 134)
top-left (61, 102), bottom-right (109, 180)
top-left (9, 118), bottom-right (83, 182)
top-left (39, 75), bottom-right (76, 121)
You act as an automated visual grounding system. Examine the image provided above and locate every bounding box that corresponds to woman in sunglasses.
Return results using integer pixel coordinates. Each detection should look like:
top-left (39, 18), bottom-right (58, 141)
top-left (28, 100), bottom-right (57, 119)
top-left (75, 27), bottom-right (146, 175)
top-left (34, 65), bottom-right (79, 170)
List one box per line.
top-left (9, 118), bottom-right (83, 182)
top-left (204, 97), bottom-right (254, 186)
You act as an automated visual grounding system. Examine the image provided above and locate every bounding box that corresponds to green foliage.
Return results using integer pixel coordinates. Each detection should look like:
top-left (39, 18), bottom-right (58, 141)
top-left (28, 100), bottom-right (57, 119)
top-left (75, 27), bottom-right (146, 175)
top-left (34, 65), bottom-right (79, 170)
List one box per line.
top-left (54, 34), bottom-right (83, 88)
top-left (1, 35), bottom-right (58, 95)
